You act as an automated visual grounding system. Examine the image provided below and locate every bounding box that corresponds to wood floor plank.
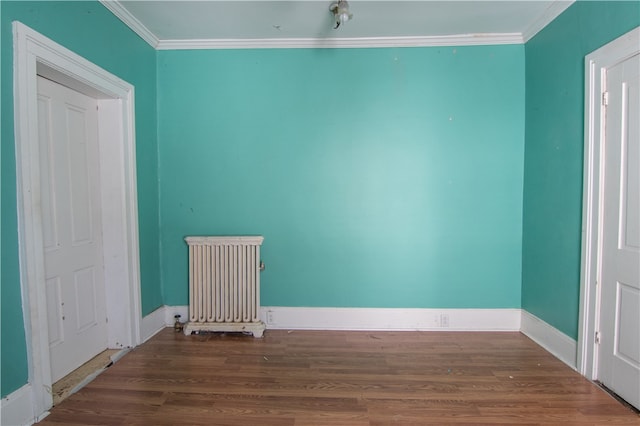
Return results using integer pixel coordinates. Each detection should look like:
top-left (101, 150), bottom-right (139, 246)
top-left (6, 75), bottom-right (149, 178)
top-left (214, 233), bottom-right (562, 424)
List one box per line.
top-left (37, 329), bottom-right (639, 425)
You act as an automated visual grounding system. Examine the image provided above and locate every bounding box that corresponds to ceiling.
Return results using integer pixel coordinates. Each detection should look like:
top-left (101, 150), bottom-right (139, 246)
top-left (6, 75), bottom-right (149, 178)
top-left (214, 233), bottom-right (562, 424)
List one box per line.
top-left (101, 1), bottom-right (574, 49)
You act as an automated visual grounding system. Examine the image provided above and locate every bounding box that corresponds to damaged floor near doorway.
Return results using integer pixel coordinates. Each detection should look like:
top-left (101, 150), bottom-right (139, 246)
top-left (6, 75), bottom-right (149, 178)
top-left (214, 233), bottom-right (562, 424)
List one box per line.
top-left (52, 349), bottom-right (120, 406)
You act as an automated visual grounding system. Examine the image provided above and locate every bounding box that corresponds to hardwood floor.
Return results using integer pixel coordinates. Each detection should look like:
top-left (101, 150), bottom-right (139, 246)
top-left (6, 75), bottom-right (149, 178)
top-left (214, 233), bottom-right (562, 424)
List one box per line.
top-left (37, 329), bottom-right (639, 425)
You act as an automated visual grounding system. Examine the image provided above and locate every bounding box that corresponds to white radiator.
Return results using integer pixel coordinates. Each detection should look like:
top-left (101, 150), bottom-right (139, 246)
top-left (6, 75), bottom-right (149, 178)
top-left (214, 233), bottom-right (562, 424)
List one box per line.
top-left (184, 236), bottom-right (265, 337)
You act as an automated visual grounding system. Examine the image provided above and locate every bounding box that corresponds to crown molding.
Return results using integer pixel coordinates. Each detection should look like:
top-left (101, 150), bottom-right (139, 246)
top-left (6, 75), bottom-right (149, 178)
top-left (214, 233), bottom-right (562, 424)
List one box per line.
top-left (102, 0), bottom-right (577, 50)
top-left (156, 33), bottom-right (523, 50)
top-left (99, 0), bottom-right (159, 48)
top-left (521, 0), bottom-right (575, 42)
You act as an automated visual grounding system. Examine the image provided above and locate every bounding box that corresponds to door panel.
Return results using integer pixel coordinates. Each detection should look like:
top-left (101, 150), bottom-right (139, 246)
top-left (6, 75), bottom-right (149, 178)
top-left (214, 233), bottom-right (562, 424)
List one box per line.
top-left (598, 53), bottom-right (640, 410)
top-left (621, 74), bottom-right (639, 249)
top-left (46, 277), bottom-right (64, 347)
top-left (74, 267), bottom-right (99, 332)
top-left (37, 96), bottom-right (59, 251)
top-left (67, 105), bottom-right (94, 245)
top-left (616, 282), bottom-right (639, 365)
top-left (37, 76), bottom-right (108, 383)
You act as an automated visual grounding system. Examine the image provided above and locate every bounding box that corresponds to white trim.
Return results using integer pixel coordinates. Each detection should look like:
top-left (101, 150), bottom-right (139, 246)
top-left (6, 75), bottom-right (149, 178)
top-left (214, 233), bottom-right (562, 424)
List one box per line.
top-left (521, 0), bottom-right (575, 42)
top-left (99, 0), bottom-right (576, 49)
top-left (140, 305), bottom-right (189, 342)
top-left (0, 384), bottom-right (42, 426)
top-left (140, 306), bottom-right (168, 343)
top-left (98, 0), bottom-right (159, 48)
top-left (95, 97), bottom-right (142, 349)
top-left (520, 310), bottom-right (577, 370)
top-left (259, 307), bottom-right (521, 331)
top-left (156, 33), bottom-right (523, 50)
top-left (143, 306), bottom-right (522, 332)
top-left (579, 26), bottom-right (640, 380)
top-left (12, 21), bottom-right (142, 419)
top-left (99, 0), bottom-right (524, 50)
top-left (98, 0), bottom-right (575, 50)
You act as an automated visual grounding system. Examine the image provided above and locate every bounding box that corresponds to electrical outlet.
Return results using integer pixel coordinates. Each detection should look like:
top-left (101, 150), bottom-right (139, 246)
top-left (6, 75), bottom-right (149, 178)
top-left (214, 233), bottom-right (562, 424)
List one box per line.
top-left (267, 310), bottom-right (274, 324)
top-left (440, 314), bottom-right (449, 328)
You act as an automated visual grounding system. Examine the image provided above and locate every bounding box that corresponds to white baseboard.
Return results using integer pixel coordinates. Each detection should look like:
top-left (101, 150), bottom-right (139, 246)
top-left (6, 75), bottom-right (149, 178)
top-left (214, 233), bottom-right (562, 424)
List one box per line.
top-left (143, 307), bottom-right (576, 371)
top-left (260, 307), bottom-right (522, 331)
top-left (140, 306), bottom-right (167, 342)
top-left (520, 310), bottom-right (577, 369)
top-left (1, 383), bottom-right (40, 426)
top-left (141, 305), bottom-right (189, 342)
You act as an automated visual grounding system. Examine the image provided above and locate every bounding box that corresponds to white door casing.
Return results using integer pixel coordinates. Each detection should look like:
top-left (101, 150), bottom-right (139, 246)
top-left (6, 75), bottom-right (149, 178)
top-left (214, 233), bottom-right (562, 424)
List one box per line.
top-left (578, 26), bottom-right (640, 410)
top-left (13, 21), bottom-right (141, 419)
top-left (37, 76), bottom-right (109, 382)
top-left (598, 52), bottom-right (640, 409)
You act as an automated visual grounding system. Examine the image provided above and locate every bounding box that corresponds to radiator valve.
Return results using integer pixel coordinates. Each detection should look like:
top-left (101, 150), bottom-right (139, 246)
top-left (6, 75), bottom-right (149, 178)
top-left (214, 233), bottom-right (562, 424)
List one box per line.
top-left (174, 314), bottom-right (184, 332)
top-left (259, 261), bottom-right (265, 271)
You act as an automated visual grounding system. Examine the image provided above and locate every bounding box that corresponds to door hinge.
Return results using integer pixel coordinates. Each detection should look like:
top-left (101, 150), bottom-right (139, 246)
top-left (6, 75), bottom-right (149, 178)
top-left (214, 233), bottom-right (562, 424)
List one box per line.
top-left (595, 331), bottom-right (601, 344)
top-left (602, 91), bottom-right (609, 106)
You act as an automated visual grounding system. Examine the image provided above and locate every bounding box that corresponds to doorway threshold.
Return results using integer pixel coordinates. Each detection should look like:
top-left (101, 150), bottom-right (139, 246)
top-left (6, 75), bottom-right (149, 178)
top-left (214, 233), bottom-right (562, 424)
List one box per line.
top-left (52, 348), bottom-right (129, 406)
top-left (595, 381), bottom-right (640, 415)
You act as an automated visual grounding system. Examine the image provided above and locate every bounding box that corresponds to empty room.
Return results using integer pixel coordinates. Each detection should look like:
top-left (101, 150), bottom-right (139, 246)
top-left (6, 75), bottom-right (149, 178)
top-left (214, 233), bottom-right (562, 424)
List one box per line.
top-left (1, 0), bottom-right (639, 424)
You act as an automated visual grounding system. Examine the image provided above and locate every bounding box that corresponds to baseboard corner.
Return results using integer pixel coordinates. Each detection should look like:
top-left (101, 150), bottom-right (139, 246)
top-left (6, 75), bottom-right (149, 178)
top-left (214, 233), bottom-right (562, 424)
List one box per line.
top-left (520, 310), bottom-right (577, 370)
top-left (141, 305), bottom-right (189, 342)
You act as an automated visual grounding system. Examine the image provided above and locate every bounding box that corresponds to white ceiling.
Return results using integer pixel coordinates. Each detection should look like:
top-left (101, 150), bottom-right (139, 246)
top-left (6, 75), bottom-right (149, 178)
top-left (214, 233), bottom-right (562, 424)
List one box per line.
top-left (102, 1), bottom-right (574, 49)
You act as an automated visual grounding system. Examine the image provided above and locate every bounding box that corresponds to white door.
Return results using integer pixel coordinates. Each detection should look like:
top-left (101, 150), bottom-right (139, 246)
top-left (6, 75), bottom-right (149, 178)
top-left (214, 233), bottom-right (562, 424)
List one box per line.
top-left (597, 52), bottom-right (640, 410)
top-left (37, 76), bottom-right (108, 383)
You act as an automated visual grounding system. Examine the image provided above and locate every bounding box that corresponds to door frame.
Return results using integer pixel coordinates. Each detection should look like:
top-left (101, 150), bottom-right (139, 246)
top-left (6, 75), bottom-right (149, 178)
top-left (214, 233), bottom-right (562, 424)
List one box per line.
top-left (13, 22), bottom-right (142, 417)
top-left (578, 26), bottom-right (639, 380)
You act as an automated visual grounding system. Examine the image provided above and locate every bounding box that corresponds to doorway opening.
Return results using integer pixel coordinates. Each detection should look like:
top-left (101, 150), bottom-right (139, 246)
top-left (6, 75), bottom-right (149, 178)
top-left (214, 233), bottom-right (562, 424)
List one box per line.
top-left (13, 22), bottom-right (142, 418)
top-left (578, 26), bottom-right (640, 411)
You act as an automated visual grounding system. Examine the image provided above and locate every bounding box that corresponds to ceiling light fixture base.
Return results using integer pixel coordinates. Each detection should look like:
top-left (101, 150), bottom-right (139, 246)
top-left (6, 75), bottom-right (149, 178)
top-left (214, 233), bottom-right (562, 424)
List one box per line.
top-left (329, 0), bottom-right (353, 29)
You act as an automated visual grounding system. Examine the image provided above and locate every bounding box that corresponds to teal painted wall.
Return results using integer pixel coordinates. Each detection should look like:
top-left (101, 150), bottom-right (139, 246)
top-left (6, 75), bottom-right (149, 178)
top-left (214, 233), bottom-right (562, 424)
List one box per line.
top-left (158, 46), bottom-right (525, 309)
top-left (522, 1), bottom-right (640, 339)
top-left (1, 1), bottom-right (160, 397)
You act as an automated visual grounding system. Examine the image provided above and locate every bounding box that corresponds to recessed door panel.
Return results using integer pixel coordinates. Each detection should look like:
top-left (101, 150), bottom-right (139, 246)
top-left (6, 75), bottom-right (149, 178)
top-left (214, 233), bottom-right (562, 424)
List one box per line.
top-left (66, 105), bottom-right (94, 246)
top-left (46, 277), bottom-right (63, 347)
top-left (615, 282), bottom-right (640, 366)
top-left (74, 267), bottom-right (98, 332)
top-left (620, 77), bottom-right (640, 250)
top-left (37, 95), bottom-right (59, 252)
